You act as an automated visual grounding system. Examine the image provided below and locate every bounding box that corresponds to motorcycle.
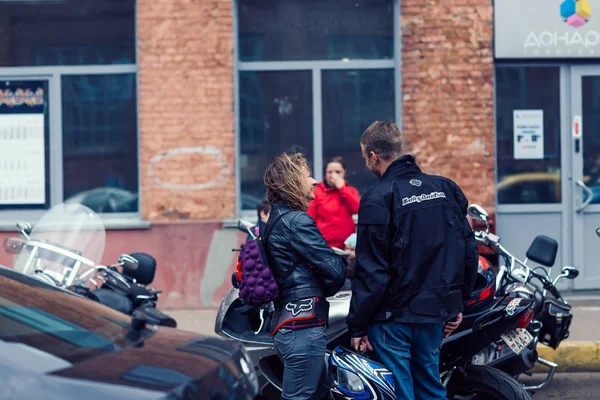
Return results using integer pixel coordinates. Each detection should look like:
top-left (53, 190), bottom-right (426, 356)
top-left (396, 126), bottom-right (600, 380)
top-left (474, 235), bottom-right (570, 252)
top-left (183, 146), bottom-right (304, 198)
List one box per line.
top-left (467, 204), bottom-right (579, 391)
top-left (3, 202), bottom-right (176, 327)
top-left (215, 220), bottom-right (535, 400)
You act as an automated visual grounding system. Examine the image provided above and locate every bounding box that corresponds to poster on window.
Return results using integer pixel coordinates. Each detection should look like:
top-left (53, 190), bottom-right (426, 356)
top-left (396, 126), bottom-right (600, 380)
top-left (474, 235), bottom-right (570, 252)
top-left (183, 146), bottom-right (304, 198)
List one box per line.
top-left (513, 110), bottom-right (544, 160)
top-left (0, 114), bottom-right (45, 204)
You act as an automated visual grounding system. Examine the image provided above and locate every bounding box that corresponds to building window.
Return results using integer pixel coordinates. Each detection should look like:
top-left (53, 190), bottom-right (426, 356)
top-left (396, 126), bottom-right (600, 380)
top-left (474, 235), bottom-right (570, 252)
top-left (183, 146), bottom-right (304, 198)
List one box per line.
top-left (0, 0), bottom-right (135, 67)
top-left (62, 74), bottom-right (138, 213)
top-left (495, 66), bottom-right (561, 205)
top-left (0, 0), bottom-right (137, 218)
top-left (237, 0), bottom-right (397, 212)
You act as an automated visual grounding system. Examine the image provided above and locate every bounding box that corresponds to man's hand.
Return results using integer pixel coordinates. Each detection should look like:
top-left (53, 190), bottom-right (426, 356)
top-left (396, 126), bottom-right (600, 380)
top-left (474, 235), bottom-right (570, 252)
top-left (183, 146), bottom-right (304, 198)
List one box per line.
top-left (443, 313), bottom-right (463, 338)
top-left (350, 336), bottom-right (374, 353)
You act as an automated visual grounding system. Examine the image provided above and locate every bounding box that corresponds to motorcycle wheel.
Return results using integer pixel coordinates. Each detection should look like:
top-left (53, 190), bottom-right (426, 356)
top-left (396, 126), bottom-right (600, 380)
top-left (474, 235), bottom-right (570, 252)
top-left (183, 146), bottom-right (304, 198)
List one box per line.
top-left (446, 365), bottom-right (532, 400)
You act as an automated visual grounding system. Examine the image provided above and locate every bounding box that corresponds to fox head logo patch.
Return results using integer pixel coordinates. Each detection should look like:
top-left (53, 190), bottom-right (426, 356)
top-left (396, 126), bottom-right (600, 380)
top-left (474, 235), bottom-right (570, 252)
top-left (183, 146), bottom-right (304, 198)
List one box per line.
top-left (285, 298), bottom-right (315, 317)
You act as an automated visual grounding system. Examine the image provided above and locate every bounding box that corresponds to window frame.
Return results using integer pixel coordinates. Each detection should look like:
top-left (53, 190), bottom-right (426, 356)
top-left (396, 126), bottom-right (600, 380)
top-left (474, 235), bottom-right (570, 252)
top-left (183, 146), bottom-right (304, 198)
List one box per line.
top-left (0, 1), bottom-right (143, 229)
top-left (233, 0), bottom-right (402, 218)
top-left (0, 65), bottom-right (142, 229)
top-left (494, 62), bottom-right (568, 214)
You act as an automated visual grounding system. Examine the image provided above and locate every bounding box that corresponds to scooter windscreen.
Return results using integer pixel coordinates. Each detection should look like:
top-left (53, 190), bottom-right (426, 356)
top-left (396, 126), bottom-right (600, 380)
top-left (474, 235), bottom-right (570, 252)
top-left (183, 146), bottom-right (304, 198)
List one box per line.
top-left (329, 346), bottom-right (396, 400)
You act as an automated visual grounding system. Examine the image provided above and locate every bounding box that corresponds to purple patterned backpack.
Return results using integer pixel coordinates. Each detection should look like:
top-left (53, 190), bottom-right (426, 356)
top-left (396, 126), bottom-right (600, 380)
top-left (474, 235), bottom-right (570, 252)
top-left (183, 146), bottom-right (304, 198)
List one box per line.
top-left (235, 211), bottom-right (290, 307)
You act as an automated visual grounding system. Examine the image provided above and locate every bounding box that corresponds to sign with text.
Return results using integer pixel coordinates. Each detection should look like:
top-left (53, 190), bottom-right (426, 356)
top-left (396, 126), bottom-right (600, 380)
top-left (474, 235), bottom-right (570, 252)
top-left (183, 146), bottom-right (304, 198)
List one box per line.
top-left (514, 110), bottom-right (544, 160)
top-left (495, 0), bottom-right (600, 58)
top-left (0, 114), bottom-right (46, 204)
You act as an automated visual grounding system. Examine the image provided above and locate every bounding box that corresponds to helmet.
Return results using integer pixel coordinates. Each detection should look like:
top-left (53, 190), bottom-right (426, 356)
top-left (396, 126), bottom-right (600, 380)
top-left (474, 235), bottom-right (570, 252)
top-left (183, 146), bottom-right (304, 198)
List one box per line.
top-left (464, 256), bottom-right (496, 312)
top-left (329, 346), bottom-right (396, 399)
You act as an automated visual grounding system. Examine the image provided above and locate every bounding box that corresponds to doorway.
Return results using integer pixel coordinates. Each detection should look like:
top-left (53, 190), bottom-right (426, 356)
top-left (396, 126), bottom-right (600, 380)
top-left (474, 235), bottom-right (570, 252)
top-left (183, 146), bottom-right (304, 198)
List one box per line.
top-left (495, 65), bottom-right (600, 290)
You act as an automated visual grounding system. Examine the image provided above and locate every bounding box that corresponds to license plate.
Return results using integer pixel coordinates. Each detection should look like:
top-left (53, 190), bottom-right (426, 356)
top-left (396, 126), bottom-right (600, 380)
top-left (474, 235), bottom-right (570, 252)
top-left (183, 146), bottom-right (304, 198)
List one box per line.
top-left (501, 328), bottom-right (534, 355)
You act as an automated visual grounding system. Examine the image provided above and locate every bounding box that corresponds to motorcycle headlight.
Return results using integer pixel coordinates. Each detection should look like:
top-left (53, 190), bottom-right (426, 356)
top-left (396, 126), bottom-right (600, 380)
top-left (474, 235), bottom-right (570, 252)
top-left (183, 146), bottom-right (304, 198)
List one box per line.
top-left (336, 367), bottom-right (365, 393)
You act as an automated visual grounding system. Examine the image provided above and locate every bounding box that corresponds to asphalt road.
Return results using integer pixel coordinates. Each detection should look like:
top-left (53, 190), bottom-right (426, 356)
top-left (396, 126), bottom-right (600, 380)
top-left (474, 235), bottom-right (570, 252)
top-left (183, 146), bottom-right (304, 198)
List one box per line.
top-left (521, 373), bottom-right (600, 399)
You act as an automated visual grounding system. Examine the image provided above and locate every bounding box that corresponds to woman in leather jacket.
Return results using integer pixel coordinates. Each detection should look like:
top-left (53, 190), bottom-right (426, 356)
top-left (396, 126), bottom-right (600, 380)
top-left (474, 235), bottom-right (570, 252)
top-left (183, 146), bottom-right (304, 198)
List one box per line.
top-left (263, 152), bottom-right (347, 400)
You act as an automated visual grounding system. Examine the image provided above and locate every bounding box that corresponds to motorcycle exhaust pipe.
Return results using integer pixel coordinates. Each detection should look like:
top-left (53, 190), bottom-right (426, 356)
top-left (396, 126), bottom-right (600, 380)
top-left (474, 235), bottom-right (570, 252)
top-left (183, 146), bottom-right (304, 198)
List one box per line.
top-left (489, 348), bottom-right (538, 377)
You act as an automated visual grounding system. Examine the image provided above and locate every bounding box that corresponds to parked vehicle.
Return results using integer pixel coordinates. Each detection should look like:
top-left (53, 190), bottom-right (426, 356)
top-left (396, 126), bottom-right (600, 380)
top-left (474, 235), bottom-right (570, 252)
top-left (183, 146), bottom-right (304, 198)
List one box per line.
top-left (0, 265), bottom-right (258, 400)
top-left (214, 220), bottom-right (535, 400)
top-left (467, 204), bottom-right (579, 391)
top-left (3, 203), bottom-right (175, 327)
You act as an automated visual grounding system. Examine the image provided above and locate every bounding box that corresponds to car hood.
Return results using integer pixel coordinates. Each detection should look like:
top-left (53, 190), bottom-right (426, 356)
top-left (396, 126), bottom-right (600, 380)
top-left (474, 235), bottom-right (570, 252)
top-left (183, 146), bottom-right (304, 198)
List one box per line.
top-left (2, 328), bottom-right (256, 400)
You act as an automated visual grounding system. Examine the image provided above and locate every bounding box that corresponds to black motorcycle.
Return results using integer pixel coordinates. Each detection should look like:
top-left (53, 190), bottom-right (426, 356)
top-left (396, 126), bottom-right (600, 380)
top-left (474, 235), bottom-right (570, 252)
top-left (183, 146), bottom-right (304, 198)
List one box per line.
top-left (3, 203), bottom-right (176, 328)
top-left (468, 204), bottom-right (579, 391)
top-left (74, 252), bottom-right (178, 328)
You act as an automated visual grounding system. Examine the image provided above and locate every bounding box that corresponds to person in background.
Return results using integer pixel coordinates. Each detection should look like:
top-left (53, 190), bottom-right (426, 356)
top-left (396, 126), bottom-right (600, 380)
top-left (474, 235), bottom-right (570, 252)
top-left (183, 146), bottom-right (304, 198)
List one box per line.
top-left (341, 232), bottom-right (357, 291)
top-left (254, 200), bottom-right (271, 237)
top-left (307, 156), bottom-right (360, 249)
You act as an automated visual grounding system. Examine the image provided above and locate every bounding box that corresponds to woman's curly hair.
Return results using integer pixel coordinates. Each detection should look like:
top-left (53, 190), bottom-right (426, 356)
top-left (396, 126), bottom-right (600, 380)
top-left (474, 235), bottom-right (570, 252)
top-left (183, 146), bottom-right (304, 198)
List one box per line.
top-left (264, 152), bottom-right (312, 211)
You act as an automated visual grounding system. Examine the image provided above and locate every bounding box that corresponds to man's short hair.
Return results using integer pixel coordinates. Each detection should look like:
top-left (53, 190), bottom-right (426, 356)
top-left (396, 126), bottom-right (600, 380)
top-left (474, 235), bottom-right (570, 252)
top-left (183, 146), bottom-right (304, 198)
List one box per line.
top-left (256, 200), bottom-right (271, 218)
top-left (360, 121), bottom-right (404, 162)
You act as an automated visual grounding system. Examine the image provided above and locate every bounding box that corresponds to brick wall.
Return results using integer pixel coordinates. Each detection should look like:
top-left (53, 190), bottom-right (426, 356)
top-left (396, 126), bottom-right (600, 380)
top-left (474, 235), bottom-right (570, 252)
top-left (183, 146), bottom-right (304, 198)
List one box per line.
top-left (401, 0), bottom-right (495, 209)
top-left (137, 0), bottom-right (235, 221)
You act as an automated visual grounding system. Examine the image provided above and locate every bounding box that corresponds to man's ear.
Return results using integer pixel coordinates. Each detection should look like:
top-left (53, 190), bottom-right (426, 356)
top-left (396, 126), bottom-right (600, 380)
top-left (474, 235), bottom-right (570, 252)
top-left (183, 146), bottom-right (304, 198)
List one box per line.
top-left (369, 151), bottom-right (378, 163)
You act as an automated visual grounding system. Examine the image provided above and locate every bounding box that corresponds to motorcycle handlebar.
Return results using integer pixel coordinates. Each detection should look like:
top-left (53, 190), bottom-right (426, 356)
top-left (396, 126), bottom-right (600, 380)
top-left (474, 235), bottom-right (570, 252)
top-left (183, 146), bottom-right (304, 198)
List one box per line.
top-left (475, 230), bottom-right (564, 300)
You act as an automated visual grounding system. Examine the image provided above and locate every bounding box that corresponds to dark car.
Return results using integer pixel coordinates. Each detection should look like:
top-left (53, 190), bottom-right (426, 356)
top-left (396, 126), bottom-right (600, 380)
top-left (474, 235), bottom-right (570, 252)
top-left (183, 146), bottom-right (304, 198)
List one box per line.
top-left (0, 266), bottom-right (258, 400)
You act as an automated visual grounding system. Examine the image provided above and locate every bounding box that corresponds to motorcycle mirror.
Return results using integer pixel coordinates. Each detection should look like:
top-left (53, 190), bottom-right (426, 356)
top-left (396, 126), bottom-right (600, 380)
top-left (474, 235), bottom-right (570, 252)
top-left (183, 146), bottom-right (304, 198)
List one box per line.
top-left (3, 237), bottom-right (25, 254)
top-left (562, 266), bottom-right (580, 280)
top-left (467, 205), bottom-right (488, 222)
top-left (119, 254), bottom-right (139, 270)
top-left (16, 221), bottom-right (32, 238)
top-left (237, 220), bottom-right (255, 234)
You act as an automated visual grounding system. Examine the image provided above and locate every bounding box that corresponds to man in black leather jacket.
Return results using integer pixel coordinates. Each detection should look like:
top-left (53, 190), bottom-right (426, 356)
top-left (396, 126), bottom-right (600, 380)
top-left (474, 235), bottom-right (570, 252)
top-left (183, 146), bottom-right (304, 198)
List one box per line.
top-left (347, 121), bottom-right (478, 400)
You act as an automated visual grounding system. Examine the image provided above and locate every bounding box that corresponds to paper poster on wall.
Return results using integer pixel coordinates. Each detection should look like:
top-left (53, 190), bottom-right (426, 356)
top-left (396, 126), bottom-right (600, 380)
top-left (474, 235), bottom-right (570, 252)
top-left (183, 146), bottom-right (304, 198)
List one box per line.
top-left (0, 114), bottom-right (45, 204)
top-left (513, 110), bottom-right (544, 160)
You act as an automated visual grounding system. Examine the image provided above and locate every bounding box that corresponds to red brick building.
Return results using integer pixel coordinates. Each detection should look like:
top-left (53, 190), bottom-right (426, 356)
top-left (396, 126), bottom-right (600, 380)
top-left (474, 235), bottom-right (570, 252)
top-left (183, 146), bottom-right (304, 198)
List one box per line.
top-left (0, 0), bottom-right (496, 309)
top-left (1, 0), bottom-right (597, 307)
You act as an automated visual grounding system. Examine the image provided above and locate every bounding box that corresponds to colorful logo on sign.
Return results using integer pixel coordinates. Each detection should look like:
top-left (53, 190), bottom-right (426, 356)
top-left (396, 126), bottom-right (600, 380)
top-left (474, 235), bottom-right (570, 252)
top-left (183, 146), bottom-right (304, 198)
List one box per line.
top-left (561, 0), bottom-right (592, 28)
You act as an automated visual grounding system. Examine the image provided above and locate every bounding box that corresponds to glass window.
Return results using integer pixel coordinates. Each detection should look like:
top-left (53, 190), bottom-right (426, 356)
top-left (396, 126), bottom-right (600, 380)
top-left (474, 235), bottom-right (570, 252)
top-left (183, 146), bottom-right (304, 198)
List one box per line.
top-left (0, 0), bottom-right (135, 66)
top-left (62, 74), bottom-right (138, 213)
top-left (495, 66), bottom-right (561, 204)
top-left (322, 69), bottom-right (395, 194)
top-left (0, 80), bottom-right (50, 211)
top-left (581, 77), bottom-right (600, 204)
top-left (238, 0), bottom-right (394, 61)
top-left (239, 71), bottom-right (313, 204)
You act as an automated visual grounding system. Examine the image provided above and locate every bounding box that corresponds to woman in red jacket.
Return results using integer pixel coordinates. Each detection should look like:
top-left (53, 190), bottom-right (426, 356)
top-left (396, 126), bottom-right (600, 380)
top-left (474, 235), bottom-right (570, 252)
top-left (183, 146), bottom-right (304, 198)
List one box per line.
top-left (308, 156), bottom-right (360, 249)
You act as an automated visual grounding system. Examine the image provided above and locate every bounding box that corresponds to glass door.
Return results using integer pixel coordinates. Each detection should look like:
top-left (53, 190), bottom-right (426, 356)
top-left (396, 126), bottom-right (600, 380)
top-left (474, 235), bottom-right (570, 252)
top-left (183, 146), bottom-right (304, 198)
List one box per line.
top-left (570, 66), bottom-right (600, 289)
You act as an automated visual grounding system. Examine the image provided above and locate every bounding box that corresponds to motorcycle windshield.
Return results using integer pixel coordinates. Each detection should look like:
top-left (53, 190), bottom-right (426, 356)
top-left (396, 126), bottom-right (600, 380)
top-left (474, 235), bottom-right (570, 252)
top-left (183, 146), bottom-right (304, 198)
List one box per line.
top-left (13, 203), bottom-right (106, 286)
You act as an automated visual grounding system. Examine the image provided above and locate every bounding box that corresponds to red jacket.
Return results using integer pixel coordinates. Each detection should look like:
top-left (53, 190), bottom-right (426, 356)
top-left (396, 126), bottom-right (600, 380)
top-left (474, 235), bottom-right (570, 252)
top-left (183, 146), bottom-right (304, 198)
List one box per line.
top-left (307, 181), bottom-right (360, 249)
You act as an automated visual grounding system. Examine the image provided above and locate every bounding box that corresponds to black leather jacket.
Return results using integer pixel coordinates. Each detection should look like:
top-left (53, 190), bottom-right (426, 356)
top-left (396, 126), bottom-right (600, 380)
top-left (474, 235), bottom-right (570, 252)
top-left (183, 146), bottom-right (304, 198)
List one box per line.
top-left (347, 155), bottom-right (478, 337)
top-left (264, 204), bottom-right (347, 304)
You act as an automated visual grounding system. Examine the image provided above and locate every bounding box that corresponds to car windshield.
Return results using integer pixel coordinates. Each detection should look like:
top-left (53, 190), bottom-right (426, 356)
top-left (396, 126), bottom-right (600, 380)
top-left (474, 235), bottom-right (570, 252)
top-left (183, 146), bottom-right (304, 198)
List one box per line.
top-left (0, 267), bottom-right (138, 366)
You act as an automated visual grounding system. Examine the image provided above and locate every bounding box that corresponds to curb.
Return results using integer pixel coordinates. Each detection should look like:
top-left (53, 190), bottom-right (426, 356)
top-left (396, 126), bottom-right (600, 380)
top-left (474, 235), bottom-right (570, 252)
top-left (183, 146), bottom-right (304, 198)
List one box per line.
top-left (534, 341), bottom-right (600, 372)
